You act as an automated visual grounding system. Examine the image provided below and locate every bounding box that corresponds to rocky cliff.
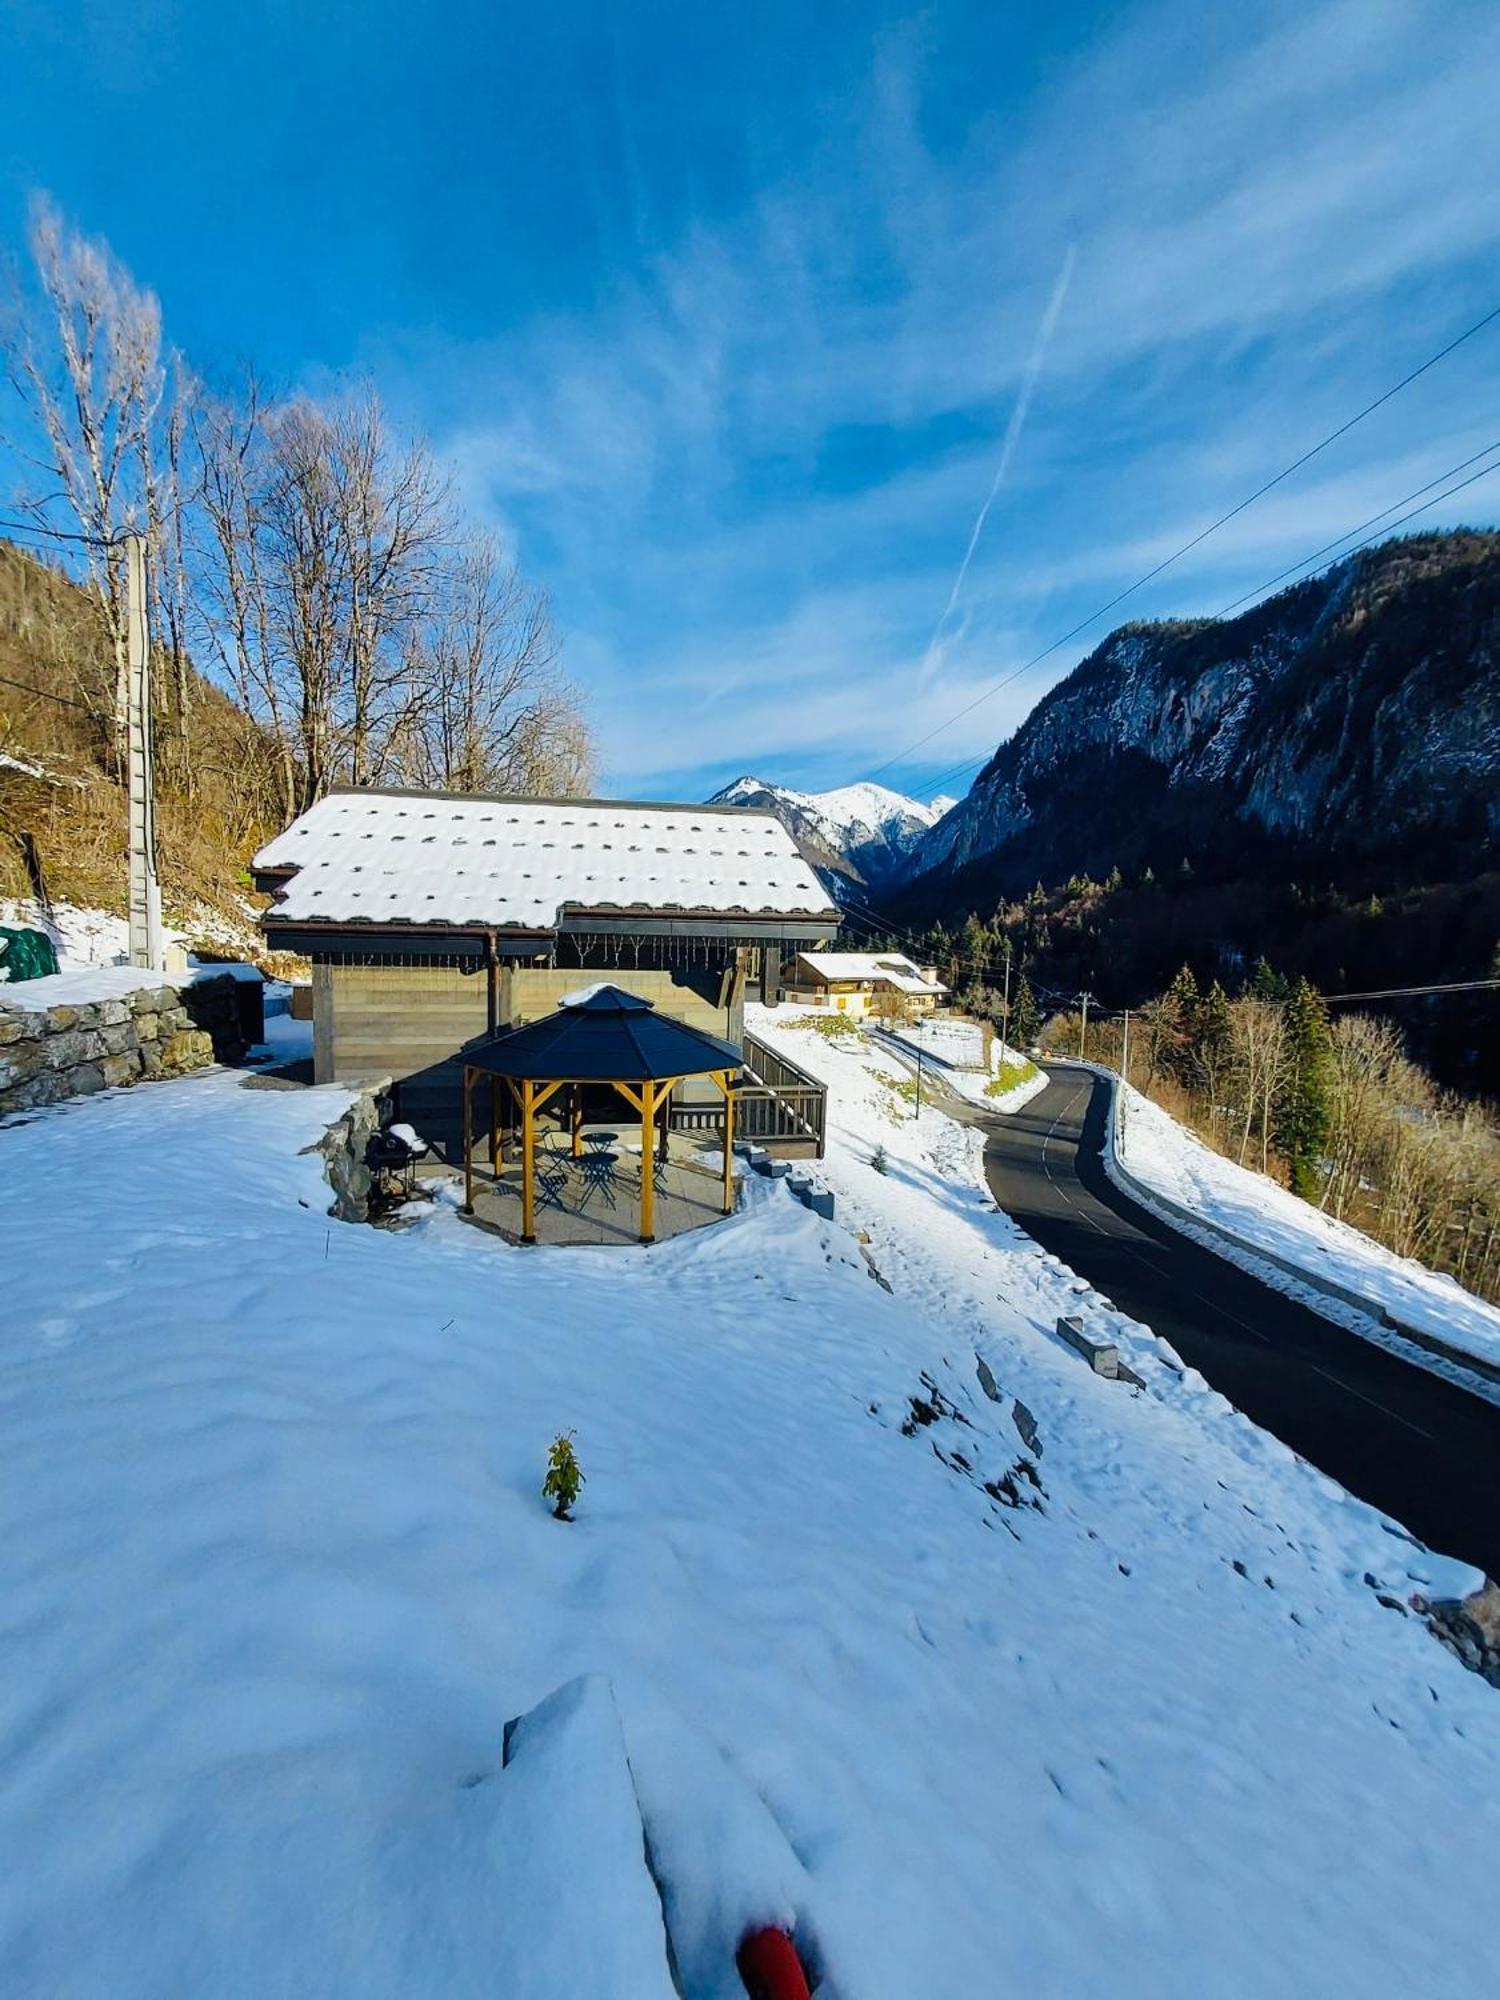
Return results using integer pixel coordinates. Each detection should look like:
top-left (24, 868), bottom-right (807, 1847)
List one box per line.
top-left (910, 531), bottom-right (1500, 897)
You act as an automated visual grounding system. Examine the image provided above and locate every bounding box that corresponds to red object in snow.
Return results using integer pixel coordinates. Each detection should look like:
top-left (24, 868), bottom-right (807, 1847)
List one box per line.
top-left (737, 1925), bottom-right (812, 2000)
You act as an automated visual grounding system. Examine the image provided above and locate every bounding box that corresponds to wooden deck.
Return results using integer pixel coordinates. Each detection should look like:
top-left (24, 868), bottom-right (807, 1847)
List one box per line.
top-left (430, 1132), bottom-right (739, 1247)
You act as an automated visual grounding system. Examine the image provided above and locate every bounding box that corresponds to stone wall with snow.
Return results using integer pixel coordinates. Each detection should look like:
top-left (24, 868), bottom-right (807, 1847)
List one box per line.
top-left (0, 974), bottom-right (251, 1119)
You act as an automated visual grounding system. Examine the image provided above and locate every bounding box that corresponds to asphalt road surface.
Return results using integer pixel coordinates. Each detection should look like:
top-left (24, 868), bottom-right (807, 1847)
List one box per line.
top-left (977, 1064), bottom-right (1500, 1578)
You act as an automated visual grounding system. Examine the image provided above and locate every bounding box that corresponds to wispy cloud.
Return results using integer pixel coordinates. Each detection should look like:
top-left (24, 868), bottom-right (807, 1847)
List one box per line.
top-left (919, 246), bottom-right (1075, 684)
top-left (376, 0), bottom-right (1500, 796)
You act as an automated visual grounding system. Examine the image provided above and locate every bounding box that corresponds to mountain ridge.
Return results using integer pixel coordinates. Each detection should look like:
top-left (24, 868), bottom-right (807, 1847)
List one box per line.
top-left (904, 530), bottom-right (1500, 900)
top-left (705, 774), bottom-right (954, 897)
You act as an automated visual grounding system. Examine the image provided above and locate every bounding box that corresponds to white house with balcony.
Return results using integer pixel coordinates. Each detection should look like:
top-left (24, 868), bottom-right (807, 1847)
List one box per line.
top-left (782, 950), bottom-right (947, 1019)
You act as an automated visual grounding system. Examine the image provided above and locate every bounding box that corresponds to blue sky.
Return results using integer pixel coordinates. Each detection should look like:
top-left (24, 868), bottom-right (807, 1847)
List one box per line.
top-left (3, 0), bottom-right (1499, 803)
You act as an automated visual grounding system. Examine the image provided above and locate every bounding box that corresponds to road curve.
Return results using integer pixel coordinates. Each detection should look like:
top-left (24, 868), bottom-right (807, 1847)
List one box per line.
top-left (977, 1064), bottom-right (1500, 1578)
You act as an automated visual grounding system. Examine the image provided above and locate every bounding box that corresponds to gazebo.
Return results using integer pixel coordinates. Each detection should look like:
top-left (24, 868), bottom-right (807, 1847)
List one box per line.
top-left (457, 984), bottom-right (743, 1245)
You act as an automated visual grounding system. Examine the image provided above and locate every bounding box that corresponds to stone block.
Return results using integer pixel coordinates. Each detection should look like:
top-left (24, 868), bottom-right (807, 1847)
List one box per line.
top-left (100, 1050), bottom-right (141, 1088)
top-left (141, 984), bottom-right (180, 1015)
top-left (46, 1028), bottom-right (104, 1070)
top-left (159, 1027), bottom-right (214, 1074)
top-left (47, 1004), bottom-right (80, 1031)
top-left (135, 1011), bottom-right (162, 1041)
top-left (137, 1040), bottom-right (164, 1077)
top-left (101, 1021), bottom-right (138, 1056)
top-left (68, 1062), bottom-right (106, 1095)
top-left (0, 1013), bottom-right (26, 1045)
top-left (1055, 1313), bottom-right (1119, 1378)
top-left (99, 998), bottom-right (132, 1026)
top-left (0, 1040), bottom-right (44, 1088)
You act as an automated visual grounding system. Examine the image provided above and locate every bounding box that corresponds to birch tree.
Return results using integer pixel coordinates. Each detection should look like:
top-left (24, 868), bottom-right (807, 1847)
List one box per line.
top-left (2, 196), bottom-right (164, 754)
top-left (402, 534), bottom-right (592, 795)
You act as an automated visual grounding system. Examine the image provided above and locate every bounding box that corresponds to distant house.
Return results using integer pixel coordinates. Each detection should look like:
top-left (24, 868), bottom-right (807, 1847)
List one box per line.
top-left (783, 950), bottom-right (947, 1018)
top-left (253, 786), bottom-right (840, 1141)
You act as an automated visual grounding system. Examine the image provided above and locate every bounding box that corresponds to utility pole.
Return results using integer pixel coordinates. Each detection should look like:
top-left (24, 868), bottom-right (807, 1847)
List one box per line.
top-left (1078, 991), bottom-right (1090, 1061)
top-left (124, 532), bottom-right (163, 970)
top-left (913, 1042), bottom-right (925, 1121)
top-left (1001, 940), bottom-right (1013, 1051)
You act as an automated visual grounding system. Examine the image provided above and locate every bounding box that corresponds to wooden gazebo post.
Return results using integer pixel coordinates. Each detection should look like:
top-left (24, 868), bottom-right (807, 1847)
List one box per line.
top-left (458, 987), bottom-right (744, 1250)
top-left (718, 1067), bottom-right (736, 1214)
top-left (520, 1077), bottom-right (537, 1245)
top-left (461, 1062), bottom-right (474, 1212)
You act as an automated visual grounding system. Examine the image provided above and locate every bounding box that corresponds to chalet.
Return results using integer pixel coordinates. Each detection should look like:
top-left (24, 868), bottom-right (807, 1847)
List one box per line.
top-left (782, 950), bottom-right (947, 1019)
top-left (252, 786), bottom-right (840, 1148)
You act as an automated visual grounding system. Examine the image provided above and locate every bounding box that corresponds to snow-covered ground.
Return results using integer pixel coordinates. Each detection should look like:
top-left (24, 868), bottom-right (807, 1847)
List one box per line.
top-left (872, 1016), bottom-right (1047, 1114)
top-left (0, 899), bottom-right (148, 973)
top-left (1, 898), bottom-right (267, 1010)
top-left (1114, 1078), bottom-right (1500, 1377)
top-left (2, 1021), bottom-right (1498, 1995)
top-left (0, 897), bottom-right (263, 980)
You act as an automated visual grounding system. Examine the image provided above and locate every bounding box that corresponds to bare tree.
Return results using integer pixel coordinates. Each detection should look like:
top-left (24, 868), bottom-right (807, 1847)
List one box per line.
top-left (329, 397), bottom-right (450, 787)
top-left (2, 195), bottom-right (164, 753)
top-left (401, 534), bottom-right (594, 796)
top-left (1228, 997), bottom-right (1288, 1170)
top-left (192, 373), bottom-right (298, 820)
top-left (6, 202), bottom-right (596, 829)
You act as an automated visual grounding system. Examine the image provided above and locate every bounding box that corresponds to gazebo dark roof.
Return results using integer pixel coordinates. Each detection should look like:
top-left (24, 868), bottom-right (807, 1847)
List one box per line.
top-left (462, 983), bottom-right (742, 1083)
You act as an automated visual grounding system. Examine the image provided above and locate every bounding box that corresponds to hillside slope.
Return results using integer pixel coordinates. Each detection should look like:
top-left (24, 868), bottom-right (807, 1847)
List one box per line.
top-left (3, 1018), bottom-right (1498, 1992)
top-left (0, 540), bottom-right (279, 942)
top-left (912, 531), bottom-right (1500, 894)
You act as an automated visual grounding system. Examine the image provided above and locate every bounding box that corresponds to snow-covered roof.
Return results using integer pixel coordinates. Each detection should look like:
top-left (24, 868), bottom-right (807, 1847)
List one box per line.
top-left (253, 788), bottom-right (839, 932)
top-left (794, 951), bottom-right (947, 996)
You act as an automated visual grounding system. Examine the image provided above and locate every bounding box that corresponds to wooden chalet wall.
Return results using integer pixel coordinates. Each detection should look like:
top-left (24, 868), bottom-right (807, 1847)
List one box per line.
top-left (314, 957), bottom-right (742, 1147)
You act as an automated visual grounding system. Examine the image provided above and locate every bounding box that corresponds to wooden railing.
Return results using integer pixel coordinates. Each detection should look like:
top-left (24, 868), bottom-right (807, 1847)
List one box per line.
top-left (668, 1032), bottom-right (827, 1157)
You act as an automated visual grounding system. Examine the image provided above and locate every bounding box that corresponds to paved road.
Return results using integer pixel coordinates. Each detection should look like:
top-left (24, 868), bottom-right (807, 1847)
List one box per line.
top-left (976, 1064), bottom-right (1500, 1577)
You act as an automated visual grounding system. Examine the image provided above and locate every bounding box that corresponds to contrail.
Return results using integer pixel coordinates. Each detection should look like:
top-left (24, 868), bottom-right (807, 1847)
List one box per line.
top-left (920, 245), bottom-right (1076, 676)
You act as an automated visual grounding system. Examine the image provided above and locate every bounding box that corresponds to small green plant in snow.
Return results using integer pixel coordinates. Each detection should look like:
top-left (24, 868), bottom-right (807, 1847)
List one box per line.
top-left (793, 1012), bottom-right (863, 1039)
top-left (543, 1431), bottom-right (585, 1519)
top-left (986, 1058), bottom-right (1039, 1099)
top-left (871, 1142), bottom-right (889, 1174)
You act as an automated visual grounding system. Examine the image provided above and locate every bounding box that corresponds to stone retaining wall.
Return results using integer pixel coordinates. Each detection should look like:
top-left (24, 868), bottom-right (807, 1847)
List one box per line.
top-left (312, 1082), bottom-right (393, 1222)
top-left (0, 974), bottom-right (251, 1119)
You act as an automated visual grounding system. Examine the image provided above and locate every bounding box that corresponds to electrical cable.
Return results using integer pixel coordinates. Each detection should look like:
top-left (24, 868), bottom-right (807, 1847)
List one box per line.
top-left (909, 440), bottom-right (1500, 803)
top-left (862, 302), bottom-right (1500, 787)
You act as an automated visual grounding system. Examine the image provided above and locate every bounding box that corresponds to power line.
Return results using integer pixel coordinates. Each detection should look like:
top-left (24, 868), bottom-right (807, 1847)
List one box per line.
top-left (0, 669), bottom-right (93, 712)
top-left (1322, 977), bottom-right (1500, 1004)
top-left (864, 300), bottom-right (1500, 788)
top-left (830, 892), bottom-right (1073, 998)
top-left (0, 514), bottom-right (128, 550)
top-left (828, 889), bottom-right (1499, 1014)
top-left (912, 437), bottom-right (1500, 802)
top-left (1212, 437), bottom-right (1500, 619)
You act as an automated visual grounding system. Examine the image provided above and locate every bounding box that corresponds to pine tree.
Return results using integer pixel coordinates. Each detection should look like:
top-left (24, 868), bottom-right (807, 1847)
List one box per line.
top-left (1011, 972), bottom-right (1040, 1048)
top-left (1276, 978), bottom-right (1334, 1200)
top-left (1192, 979), bottom-right (1234, 1110)
top-left (1250, 956), bottom-right (1289, 1005)
top-left (1159, 964), bottom-right (1200, 1083)
top-left (961, 912), bottom-right (989, 984)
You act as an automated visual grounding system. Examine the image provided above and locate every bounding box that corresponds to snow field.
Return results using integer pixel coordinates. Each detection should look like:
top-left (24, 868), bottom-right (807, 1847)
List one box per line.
top-left (0, 1025), bottom-right (1497, 1995)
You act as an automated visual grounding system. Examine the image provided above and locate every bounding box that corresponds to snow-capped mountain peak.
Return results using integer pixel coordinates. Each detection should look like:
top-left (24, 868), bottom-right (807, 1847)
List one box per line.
top-left (707, 775), bottom-right (953, 897)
